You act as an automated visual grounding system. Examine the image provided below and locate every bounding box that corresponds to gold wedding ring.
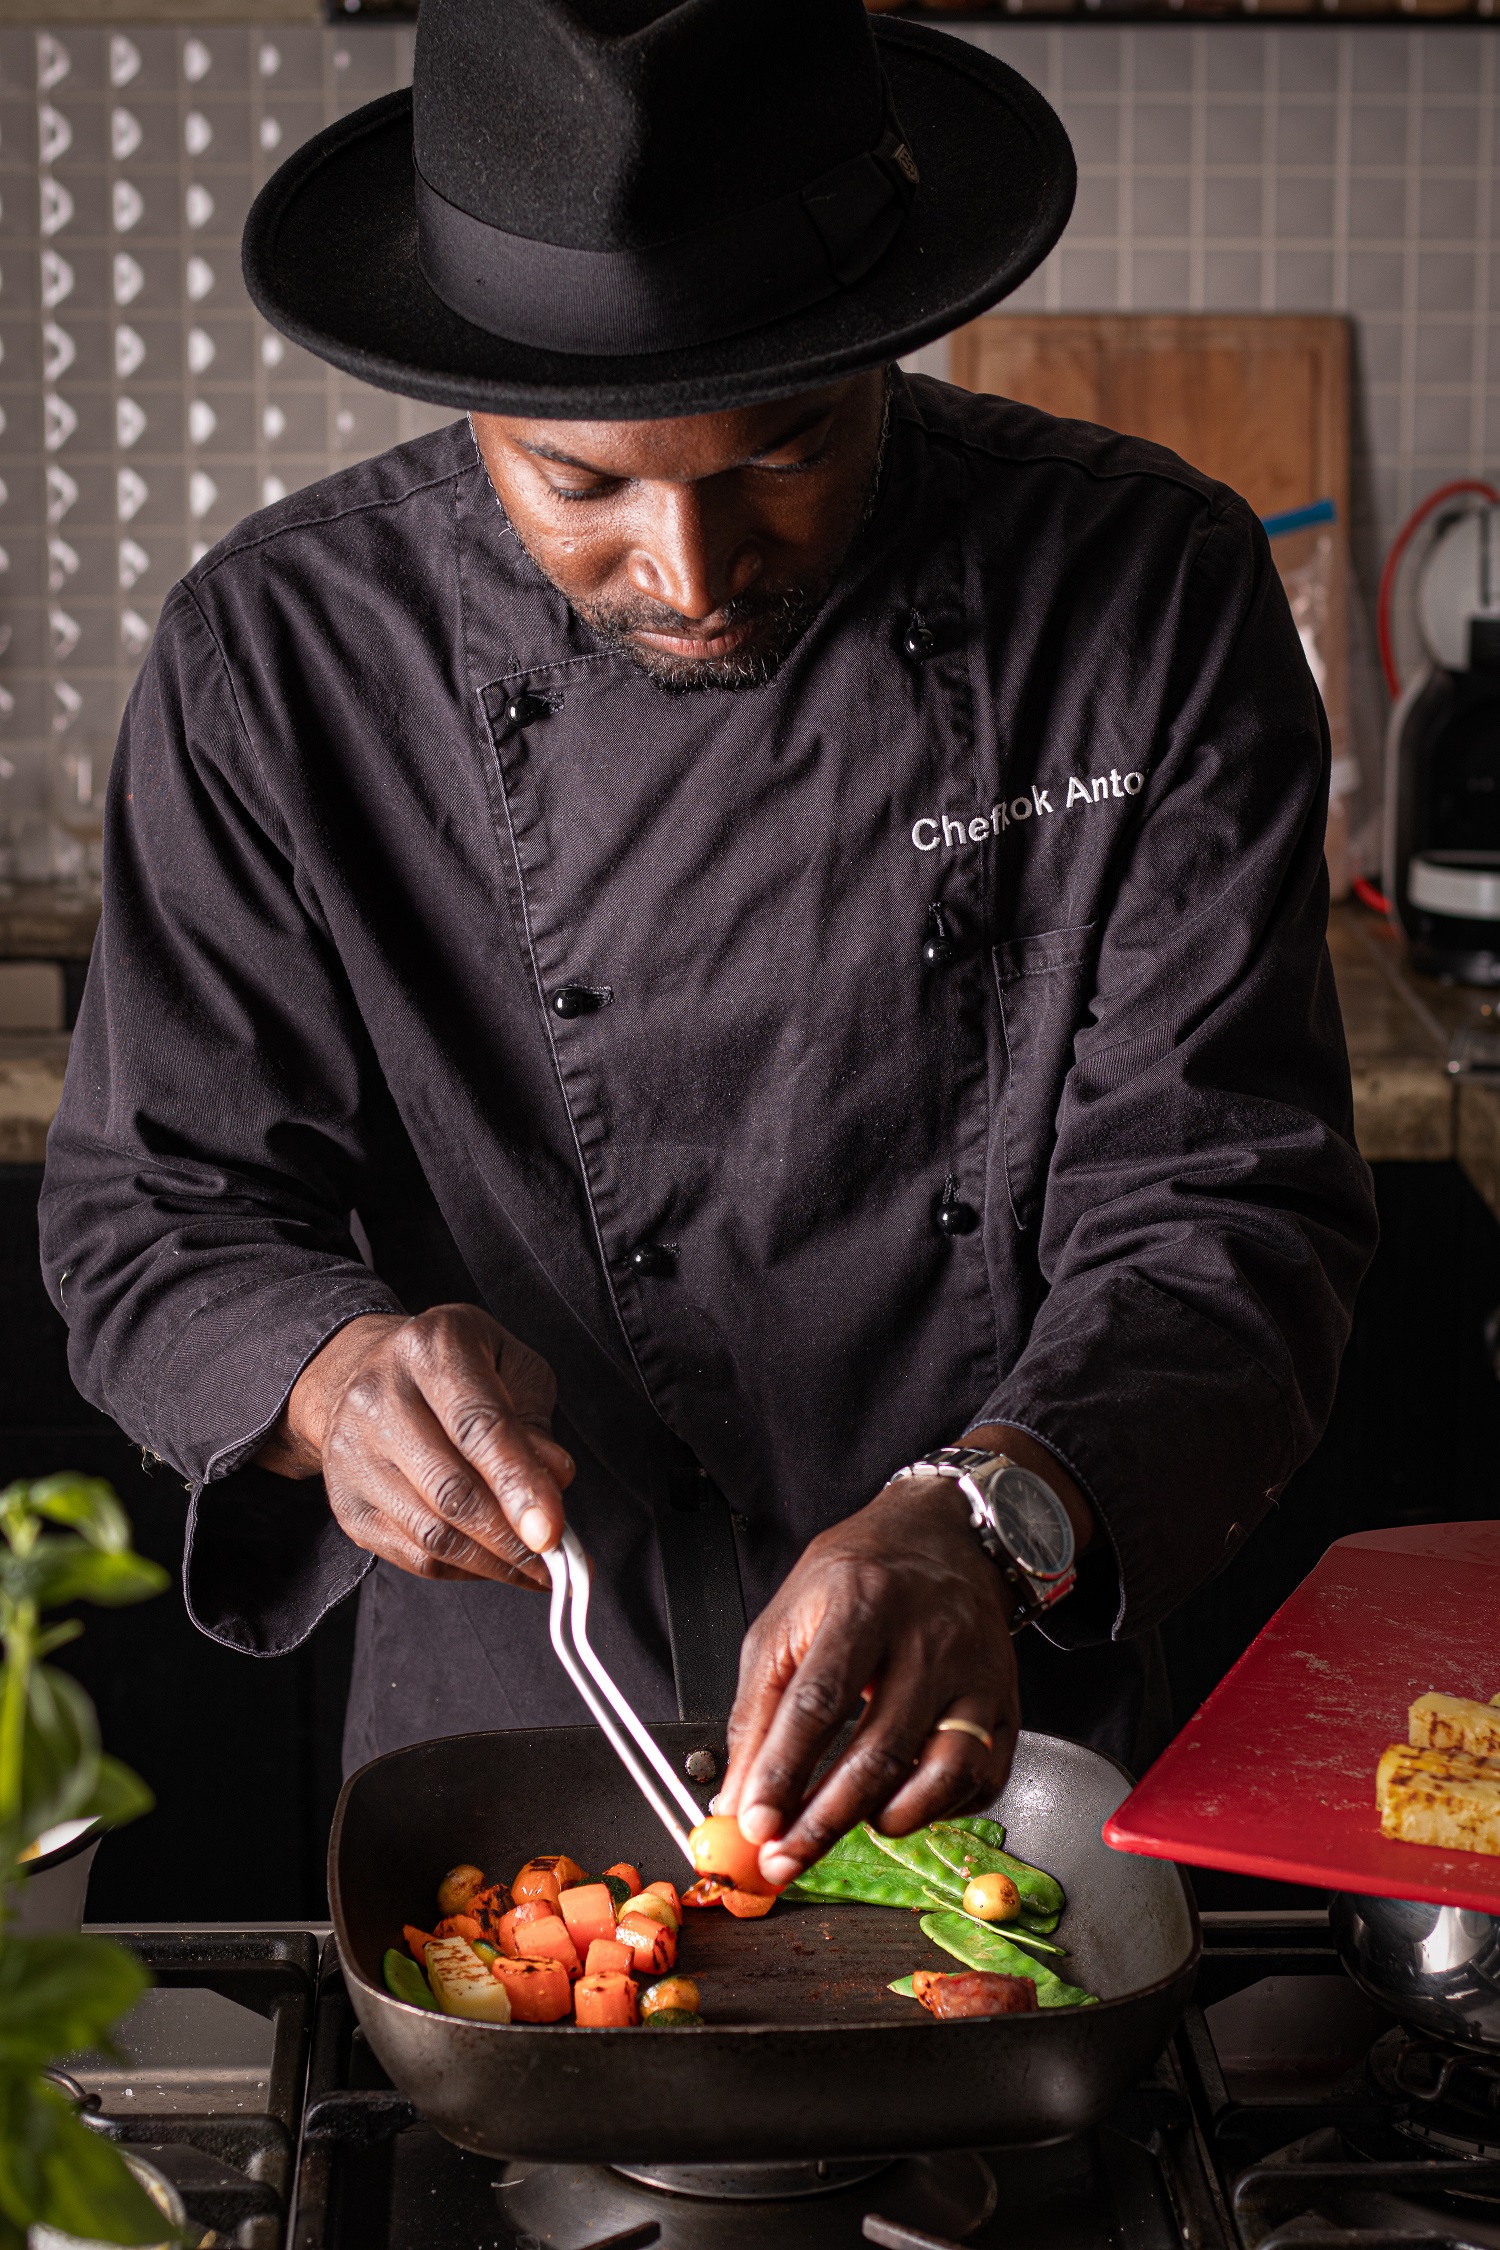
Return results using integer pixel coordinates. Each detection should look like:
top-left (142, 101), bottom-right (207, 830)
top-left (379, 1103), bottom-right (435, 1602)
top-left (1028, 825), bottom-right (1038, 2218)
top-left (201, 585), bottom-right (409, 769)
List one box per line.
top-left (934, 1716), bottom-right (994, 1752)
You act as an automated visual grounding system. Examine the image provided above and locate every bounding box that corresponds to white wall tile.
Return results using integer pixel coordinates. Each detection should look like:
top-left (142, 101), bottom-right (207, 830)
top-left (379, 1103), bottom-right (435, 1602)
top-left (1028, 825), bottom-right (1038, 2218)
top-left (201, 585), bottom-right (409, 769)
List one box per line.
top-left (946, 24), bottom-right (1500, 596)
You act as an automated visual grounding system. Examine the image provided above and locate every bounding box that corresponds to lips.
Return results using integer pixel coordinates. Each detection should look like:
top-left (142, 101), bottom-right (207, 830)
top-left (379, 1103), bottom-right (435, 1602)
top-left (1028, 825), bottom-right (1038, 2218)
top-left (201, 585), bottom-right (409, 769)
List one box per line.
top-left (630, 620), bottom-right (759, 661)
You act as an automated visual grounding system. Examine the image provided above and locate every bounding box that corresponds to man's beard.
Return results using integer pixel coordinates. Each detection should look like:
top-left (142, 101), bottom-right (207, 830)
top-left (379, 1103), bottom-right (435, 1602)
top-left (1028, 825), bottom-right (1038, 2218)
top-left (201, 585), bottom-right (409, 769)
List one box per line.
top-left (572, 575), bottom-right (835, 692)
top-left (498, 373), bottom-right (893, 694)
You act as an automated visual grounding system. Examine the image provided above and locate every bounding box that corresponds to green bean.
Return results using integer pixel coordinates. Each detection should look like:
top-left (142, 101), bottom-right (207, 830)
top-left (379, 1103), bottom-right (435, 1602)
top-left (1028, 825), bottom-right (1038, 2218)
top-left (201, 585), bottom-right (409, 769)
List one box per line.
top-left (919, 1911), bottom-right (1095, 2007)
top-left (383, 1947), bottom-right (439, 2010)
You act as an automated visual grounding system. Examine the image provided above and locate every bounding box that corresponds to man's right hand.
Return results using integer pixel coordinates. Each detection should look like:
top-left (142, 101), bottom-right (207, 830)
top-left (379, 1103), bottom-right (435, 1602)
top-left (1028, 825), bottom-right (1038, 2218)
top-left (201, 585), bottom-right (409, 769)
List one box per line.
top-left (254, 1305), bottom-right (574, 1589)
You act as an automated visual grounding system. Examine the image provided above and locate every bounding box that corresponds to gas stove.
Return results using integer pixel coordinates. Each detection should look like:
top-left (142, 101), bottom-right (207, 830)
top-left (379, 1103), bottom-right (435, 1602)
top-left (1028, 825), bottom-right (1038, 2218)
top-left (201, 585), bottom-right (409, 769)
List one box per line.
top-left (64, 1911), bottom-right (1500, 2250)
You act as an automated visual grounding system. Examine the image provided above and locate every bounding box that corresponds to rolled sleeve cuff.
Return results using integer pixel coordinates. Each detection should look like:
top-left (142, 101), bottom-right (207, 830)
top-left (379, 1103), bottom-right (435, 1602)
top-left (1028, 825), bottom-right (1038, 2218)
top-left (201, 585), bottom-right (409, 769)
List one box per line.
top-left (967, 1270), bottom-right (1293, 1644)
top-left (181, 1283), bottom-right (403, 1657)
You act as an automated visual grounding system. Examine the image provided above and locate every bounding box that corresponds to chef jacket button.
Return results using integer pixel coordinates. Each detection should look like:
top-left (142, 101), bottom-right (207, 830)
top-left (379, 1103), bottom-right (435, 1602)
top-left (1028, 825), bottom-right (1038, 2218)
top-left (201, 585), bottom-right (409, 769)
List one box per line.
top-left (629, 1242), bottom-right (675, 1277)
top-left (505, 691), bottom-right (551, 728)
top-left (922, 905), bottom-right (954, 966)
top-left (904, 623), bottom-right (936, 662)
top-left (935, 1197), bottom-right (978, 1237)
top-left (552, 985), bottom-right (607, 1019)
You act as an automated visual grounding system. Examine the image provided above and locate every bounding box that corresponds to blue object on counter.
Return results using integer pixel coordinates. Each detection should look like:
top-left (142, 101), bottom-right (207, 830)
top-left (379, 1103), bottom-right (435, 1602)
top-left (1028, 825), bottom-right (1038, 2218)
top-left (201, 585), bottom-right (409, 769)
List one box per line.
top-left (1262, 498), bottom-right (1338, 539)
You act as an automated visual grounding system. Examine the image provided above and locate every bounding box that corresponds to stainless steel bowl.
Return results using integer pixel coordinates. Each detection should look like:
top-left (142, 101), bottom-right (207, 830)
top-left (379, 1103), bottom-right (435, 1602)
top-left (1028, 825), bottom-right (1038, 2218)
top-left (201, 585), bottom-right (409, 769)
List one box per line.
top-left (1331, 1891), bottom-right (1500, 2050)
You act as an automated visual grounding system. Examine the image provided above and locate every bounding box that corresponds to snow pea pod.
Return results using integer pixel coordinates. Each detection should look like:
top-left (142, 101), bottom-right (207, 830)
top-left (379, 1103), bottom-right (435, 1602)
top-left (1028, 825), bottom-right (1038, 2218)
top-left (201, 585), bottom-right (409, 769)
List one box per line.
top-left (943, 1815), bottom-right (1006, 1851)
top-left (862, 1826), bottom-right (968, 1907)
top-left (383, 1947), bottom-right (438, 2010)
top-left (918, 1911), bottom-right (1096, 2008)
top-left (926, 1821), bottom-right (1066, 1920)
top-left (786, 1823), bottom-right (939, 1911)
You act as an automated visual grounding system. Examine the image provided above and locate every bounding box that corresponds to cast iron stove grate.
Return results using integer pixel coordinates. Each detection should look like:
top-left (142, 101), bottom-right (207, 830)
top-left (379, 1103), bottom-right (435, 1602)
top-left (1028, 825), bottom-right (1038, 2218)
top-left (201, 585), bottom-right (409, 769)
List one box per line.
top-left (1182, 1912), bottom-right (1500, 2250)
top-left (60, 1929), bottom-right (316, 2250)
top-left (291, 1942), bottom-right (1229, 2250)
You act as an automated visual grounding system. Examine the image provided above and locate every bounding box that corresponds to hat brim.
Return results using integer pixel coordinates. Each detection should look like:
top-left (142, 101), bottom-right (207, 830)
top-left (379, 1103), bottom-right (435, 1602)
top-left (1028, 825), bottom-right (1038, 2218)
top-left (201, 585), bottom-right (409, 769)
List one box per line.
top-left (241, 20), bottom-right (1075, 419)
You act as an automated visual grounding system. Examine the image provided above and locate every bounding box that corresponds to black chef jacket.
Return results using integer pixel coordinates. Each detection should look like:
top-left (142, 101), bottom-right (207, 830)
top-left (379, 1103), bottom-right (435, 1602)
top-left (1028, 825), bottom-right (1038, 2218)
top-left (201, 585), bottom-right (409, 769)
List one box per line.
top-left (40, 373), bottom-right (1377, 1777)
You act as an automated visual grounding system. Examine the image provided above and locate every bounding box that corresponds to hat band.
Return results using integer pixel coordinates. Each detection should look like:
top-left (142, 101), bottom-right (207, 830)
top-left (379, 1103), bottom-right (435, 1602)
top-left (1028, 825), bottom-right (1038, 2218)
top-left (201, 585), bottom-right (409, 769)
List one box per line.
top-left (414, 124), bottom-right (918, 359)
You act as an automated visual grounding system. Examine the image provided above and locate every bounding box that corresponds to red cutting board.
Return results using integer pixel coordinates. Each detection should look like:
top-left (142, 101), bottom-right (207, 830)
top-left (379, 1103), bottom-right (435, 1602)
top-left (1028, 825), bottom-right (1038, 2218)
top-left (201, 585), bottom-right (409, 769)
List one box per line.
top-left (1103, 1521), bottom-right (1500, 1911)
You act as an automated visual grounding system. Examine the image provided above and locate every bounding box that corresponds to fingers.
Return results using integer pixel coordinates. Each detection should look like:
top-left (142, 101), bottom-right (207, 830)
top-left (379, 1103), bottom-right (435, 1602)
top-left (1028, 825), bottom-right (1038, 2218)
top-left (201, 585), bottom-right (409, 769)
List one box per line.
top-left (728, 1587), bottom-right (891, 1857)
top-left (720, 1484), bottom-right (1024, 1885)
top-left (321, 1305), bottom-right (576, 1587)
top-left (754, 1658), bottom-right (1003, 1888)
top-left (717, 1620), bottom-right (816, 1824)
top-left (405, 1311), bottom-right (572, 1554)
top-left (333, 1484), bottom-right (539, 1586)
top-left (328, 1395), bottom-right (553, 1588)
top-left (875, 1693), bottom-right (1016, 1838)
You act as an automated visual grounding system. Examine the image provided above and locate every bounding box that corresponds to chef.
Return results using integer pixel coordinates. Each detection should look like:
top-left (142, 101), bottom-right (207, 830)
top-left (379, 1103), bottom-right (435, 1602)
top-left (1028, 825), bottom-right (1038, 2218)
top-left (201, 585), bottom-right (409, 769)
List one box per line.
top-left (40, 0), bottom-right (1376, 1890)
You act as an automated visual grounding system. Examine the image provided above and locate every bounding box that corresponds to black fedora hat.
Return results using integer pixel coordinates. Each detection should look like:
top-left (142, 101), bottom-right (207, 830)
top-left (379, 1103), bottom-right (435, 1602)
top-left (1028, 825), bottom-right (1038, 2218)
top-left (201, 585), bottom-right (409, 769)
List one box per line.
top-left (243, 0), bottom-right (1074, 421)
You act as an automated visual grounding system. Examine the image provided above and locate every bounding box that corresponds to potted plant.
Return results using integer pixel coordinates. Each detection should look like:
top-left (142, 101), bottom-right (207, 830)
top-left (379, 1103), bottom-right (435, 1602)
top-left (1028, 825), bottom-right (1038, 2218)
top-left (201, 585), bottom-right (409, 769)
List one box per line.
top-left (0, 1473), bottom-right (182, 2247)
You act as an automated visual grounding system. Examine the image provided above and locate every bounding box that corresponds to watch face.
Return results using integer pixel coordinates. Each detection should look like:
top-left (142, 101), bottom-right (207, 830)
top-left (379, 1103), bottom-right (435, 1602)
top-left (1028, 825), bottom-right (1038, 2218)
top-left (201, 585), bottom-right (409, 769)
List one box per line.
top-left (988, 1467), bottom-right (1075, 1582)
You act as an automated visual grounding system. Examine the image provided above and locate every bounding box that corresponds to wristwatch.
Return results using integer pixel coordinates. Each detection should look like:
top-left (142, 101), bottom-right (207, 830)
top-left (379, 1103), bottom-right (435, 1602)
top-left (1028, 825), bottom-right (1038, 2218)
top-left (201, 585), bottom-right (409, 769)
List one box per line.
top-left (889, 1446), bottom-right (1077, 1634)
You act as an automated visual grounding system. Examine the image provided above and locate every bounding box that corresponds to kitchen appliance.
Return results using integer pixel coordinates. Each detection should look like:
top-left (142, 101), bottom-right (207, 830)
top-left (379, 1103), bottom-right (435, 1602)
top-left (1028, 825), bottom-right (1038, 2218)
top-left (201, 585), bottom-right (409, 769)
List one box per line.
top-left (1382, 488), bottom-right (1500, 983)
top-left (295, 1908), bottom-right (1500, 2248)
top-left (60, 1907), bottom-right (1500, 2247)
top-left (1101, 1521), bottom-right (1500, 1914)
top-left (53, 1927), bottom-right (315, 2250)
top-left (1331, 1894), bottom-right (1500, 2054)
top-left (328, 1724), bottom-right (1200, 2166)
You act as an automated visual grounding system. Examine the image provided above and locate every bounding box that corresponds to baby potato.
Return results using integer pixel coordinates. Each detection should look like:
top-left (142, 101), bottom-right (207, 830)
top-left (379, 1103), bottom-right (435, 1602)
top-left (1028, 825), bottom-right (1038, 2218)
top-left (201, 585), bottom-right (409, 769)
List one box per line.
top-left (436, 1863), bottom-right (487, 1918)
top-left (962, 1871), bottom-right (1022, 1922)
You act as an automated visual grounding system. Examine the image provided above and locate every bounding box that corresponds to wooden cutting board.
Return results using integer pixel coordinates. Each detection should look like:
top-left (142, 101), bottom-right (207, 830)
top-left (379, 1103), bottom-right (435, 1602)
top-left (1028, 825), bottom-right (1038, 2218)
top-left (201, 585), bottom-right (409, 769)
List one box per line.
top-left (1103, 1522), bottom-right (1500, 1912)
top-left (948, 312), bottom-right (1351, 526)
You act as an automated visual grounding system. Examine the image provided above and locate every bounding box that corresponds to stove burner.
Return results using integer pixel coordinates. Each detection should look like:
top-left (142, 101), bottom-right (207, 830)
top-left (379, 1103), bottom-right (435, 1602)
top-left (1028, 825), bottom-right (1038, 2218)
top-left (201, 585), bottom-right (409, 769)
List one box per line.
top-left (613, 2159), bottom-right (894, 2200)
top-left (493, 2149), bottom-right (996, 2247)
top-left (1367, 2030), bottom-right (1500, 2163)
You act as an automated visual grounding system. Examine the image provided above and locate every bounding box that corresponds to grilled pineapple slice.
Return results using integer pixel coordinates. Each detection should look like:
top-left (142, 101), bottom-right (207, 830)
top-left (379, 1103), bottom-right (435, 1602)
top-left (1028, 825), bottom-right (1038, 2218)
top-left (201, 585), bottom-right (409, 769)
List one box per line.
top-left (425, 1936), bottom-right (513, 2021)
top-left (1408, 1692), bottom-right (1500, 1760)
top-left (1377, 1742), bottom-right (1500, 1857)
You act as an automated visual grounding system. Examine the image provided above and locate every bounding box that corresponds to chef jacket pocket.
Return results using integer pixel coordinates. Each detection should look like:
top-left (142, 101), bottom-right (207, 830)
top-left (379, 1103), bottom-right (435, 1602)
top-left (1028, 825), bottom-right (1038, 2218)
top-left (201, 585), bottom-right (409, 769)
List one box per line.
top-left (993, 924), bottom-right (1096, 1233)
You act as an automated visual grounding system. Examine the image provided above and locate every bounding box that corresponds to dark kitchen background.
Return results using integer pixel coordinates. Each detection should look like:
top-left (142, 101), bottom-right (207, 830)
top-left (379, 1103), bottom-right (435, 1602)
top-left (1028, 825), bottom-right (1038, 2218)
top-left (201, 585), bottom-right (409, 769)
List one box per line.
top-left (2, 10), bottom-right (1499, 1921)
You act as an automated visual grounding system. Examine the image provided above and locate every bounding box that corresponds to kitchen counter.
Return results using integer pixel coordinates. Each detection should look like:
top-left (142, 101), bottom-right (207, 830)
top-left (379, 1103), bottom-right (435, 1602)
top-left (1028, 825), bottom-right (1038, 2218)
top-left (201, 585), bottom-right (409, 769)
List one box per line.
top-left (0, 1035), bottom-right (71, 1166)
top-left (1, 899), bottom-right (1497, 1199)
top-left (1329, 899), bottom-right (1500, 1216)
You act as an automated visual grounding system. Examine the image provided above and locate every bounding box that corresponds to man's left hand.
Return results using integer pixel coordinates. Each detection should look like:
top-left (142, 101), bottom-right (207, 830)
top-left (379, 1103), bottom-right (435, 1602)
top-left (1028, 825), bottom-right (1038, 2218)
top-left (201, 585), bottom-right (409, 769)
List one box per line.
top-left (716, 1476), bottom-right (1020, 1889)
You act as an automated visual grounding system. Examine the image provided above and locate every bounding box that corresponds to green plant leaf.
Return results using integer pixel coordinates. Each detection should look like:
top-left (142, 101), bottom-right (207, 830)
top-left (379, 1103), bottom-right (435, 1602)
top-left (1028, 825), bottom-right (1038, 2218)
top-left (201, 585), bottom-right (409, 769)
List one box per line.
top-left (83, 1755), bottom-right (155, 1833)
top-left (7, 1542), bottom-right (168, 1613)
top-left (24, 1476), bottom-right (132, 1554)
top-left (15, 1664), bottom-right (101, 1850)
top-left (33, 1621), bottom-right (84, 1659)
top-left (0, 1933), bottom-right (150, 2070)
top-left (0, 2076), bottom-right (170, 2243)
top-left (0, 2204), bottom-right (25, 2249)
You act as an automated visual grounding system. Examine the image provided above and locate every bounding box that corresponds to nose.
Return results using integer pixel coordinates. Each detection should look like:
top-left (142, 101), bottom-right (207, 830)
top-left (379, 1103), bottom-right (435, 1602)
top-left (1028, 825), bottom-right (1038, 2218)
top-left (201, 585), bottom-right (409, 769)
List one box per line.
top-left (626, 482), bottom-right (762, 621)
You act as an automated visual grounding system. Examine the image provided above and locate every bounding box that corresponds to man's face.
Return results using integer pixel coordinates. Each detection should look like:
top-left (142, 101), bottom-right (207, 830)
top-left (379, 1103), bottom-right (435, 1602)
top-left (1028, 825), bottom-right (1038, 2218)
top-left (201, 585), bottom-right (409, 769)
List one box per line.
top-left (470, 370), bottom-right (888, 690)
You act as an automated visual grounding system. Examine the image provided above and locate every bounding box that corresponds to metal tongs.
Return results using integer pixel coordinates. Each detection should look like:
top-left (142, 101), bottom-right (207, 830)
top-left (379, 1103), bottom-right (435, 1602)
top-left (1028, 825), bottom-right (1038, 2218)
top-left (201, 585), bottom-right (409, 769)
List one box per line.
top-left (545, 1526), bottom-right (703, 1870)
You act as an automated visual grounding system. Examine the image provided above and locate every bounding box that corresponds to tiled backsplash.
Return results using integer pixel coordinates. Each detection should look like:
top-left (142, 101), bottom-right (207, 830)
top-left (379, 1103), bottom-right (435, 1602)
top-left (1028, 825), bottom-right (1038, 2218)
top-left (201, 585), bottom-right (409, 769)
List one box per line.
top-left (930, 24), bottom-right (1500, 599)
top-left (0, 23), bottom-right (448, 879)
top-left (0, 20), bottom-right (1497, 876)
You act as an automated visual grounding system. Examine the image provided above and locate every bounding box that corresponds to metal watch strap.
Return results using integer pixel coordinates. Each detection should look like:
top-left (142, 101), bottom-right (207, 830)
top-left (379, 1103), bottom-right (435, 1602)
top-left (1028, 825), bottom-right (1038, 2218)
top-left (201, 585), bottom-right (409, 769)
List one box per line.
top-left (888, 1447), bottom-right (1071, 1637)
